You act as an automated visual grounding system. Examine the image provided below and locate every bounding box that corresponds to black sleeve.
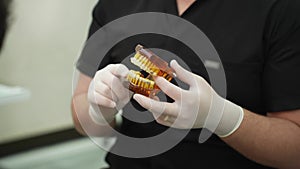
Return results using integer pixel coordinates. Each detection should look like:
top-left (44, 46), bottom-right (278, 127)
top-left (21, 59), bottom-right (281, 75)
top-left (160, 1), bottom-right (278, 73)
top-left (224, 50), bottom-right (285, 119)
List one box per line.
top-left (263, 0), bottom-right (300, 112)
top-left (76, 0), bottom-right (112, 77)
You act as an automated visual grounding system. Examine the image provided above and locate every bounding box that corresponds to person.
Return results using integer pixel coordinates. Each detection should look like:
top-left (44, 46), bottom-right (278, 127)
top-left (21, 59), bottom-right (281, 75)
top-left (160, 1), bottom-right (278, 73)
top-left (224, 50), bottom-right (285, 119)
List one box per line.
top-left (72, 0), bottom-right (300, 168)
top-left (0, 0), bottom-right (10, 51)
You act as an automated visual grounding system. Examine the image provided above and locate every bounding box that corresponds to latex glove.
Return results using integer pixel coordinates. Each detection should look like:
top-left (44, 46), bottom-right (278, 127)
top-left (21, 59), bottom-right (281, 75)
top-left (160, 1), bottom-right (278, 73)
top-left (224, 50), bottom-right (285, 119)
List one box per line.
top-left (133, 60), bottom-right (244, 137)
top-left (88, 64), bottom-right (132, 125)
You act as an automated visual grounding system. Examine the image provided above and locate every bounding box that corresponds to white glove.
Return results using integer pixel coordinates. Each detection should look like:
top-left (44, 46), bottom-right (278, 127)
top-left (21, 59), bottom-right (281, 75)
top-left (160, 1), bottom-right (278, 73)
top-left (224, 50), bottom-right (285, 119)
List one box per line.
top-left (133, 60), bottom-right (244, 137)
top-left (88, 64), bottom-right (132, 125)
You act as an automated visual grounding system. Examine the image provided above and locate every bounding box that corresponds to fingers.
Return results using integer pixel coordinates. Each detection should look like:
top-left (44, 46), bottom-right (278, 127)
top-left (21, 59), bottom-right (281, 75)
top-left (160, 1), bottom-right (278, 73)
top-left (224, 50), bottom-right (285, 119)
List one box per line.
top-left (94, 81), bottom-right (118, 101)
top-left (154, 76), bottom-right (183, 100)
top-left (133, 94), bottom-right (177, 117)
top-left (107, 64), bottom-right (129, 78)
top-left (156, 115), bottom-right (176, 126)
top-left (170, 60), bottom-right (197, 87)
top-left (88, 64), bottom-right (131, 109)
top-left (152, 96), bottom-right (160, 101)
top-left (95, 64), bottom-right (131, 102)
top-left (133, 94), bottom-right (179, 127)
top-left (102, 72), bottom-right (129, 99)
top-left (88, 89), bottom-right (116, 108)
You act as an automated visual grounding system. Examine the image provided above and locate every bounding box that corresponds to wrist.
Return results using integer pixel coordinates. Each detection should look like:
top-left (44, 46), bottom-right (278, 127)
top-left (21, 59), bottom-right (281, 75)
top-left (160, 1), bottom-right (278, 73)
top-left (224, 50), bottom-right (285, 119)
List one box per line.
top-left (215, 100), bottom-right (244, 137)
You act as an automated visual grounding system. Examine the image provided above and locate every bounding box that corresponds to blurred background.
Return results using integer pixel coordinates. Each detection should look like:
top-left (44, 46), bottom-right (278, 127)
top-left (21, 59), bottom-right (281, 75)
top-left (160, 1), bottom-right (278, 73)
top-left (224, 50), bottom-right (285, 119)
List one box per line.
top-left (0, 0), bottom-right (109, 168)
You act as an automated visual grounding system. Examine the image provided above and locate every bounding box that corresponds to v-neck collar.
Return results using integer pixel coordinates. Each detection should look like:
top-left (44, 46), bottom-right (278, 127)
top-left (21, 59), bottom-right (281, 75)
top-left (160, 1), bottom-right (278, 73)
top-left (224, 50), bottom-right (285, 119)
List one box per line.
top-left (172, 0), bottom-right (199, 17)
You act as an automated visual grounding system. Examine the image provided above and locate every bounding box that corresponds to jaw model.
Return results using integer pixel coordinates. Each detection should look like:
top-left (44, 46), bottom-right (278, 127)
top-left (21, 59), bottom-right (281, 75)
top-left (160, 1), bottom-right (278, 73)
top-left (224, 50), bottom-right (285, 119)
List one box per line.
top-left (127, 44), bottom-right (175, 98)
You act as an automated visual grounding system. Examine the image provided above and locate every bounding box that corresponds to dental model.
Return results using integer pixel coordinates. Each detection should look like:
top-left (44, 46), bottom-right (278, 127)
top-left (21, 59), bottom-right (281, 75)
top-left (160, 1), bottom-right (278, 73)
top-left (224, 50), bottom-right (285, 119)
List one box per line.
top-left (126, 45), bottom-right (175, 98)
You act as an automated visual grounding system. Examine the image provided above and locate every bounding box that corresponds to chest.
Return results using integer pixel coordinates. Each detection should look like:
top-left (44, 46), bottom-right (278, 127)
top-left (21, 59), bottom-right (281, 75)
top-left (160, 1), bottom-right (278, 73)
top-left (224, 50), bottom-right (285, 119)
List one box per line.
top-left (102, 0), bottom-right (268, 113)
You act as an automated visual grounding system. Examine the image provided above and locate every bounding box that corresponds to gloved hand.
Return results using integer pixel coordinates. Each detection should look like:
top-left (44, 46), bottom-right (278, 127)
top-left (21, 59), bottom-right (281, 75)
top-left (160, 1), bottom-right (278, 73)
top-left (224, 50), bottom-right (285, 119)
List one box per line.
top-left (133, 60), bottom-right (244, 137)
top-left (88, 64), bottom-right (132, 125)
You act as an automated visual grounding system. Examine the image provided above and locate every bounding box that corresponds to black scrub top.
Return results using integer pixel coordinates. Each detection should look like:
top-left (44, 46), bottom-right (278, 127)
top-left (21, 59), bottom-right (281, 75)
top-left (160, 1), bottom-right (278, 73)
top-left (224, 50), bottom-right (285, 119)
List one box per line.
top-left (76, 0), bottom-right (300, 168)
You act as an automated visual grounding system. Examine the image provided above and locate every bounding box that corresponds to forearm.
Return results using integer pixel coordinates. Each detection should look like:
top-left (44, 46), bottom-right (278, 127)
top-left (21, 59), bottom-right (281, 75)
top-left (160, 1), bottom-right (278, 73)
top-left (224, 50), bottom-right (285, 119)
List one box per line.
top-left (222, 109), bottom-right (300, 169)
top-left (71, 93), bottom-right (116, 136)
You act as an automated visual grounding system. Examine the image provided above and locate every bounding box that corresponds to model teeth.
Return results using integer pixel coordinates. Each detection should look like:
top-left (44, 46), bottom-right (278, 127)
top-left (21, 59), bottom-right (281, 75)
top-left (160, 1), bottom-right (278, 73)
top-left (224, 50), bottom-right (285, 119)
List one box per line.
top-left (127, 70), bottom-right (155, 90)
top-left (131, 53), bottom-right (159, 75)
